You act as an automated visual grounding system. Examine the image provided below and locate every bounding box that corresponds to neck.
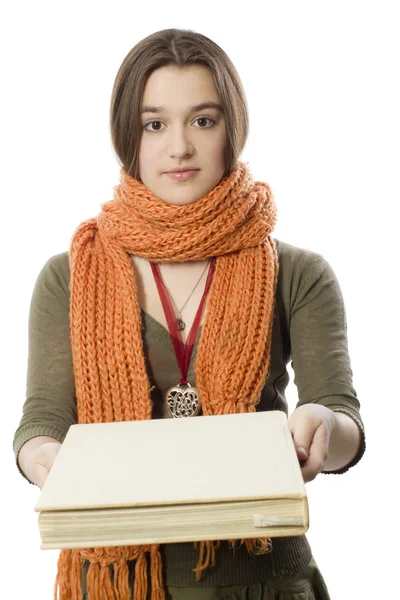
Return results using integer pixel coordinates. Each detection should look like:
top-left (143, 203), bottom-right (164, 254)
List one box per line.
top-left (132, 256), bottom-right (209, 276)
top-left (131, 256), bottom-right (211, 300)
top-left (154, 258), bottom-right (209, 273)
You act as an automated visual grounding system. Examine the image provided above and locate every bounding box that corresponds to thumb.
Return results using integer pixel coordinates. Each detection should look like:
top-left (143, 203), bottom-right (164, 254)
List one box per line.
top-left (35, 442), bottom-right (62, 487)
top-left (35, 463), bottom-right (51, 490)
top-left (290, 427), bottom-right (310, 459)
top-left (36, 442), bottom-right (61, 468)
top-left (288, 409), bottom-right (313, 460)
top-left (295, 446), bottom-right (309, 461)
top-left (289, 424), bottom-right (310, 459)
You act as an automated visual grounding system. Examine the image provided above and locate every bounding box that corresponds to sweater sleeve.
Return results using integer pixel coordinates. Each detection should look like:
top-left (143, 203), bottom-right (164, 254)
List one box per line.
top-left (12, 253), bottom-right (77, 484)
top-left (289, 251), bottom-right (366, 475)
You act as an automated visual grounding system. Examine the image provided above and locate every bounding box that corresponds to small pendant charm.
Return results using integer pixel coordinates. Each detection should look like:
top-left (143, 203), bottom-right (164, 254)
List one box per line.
top-left (166, 383), bottom-right (201, 418)
top-left (176, 318), bottom-right (186, 331)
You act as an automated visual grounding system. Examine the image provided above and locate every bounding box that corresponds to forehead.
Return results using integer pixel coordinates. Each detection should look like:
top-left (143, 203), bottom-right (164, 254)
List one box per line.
top-left (141, 65), bottom-right (221, 111)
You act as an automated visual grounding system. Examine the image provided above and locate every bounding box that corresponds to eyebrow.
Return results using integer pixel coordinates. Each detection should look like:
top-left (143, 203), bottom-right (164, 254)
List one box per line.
top-left (140, 102), bottom-right (223, 115)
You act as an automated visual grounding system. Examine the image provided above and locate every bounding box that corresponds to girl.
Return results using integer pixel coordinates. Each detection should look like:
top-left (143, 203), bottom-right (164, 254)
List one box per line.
top-left (14, 28), bottom-right (365, 600)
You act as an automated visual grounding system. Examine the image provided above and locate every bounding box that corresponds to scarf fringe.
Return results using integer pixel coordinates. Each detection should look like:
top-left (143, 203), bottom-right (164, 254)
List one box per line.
top-left (228, 537), bottom-right (273, 555)
top-left (54, 546), bottom-right (165, 600)
top-left (150, 546), bottom-right (165, 600)
top-left (86, 561), bottom-right (101, 599)
top-left (245, 537), bottom-right (273, 555)
top-left (54, 549), bottom-right (73, 600)
top-left (133, 551), bottom-right (147, 599)
top-left (192, 538), bottom-right (272, 582)
top-left (113, 559), bottom-right (130, 599)
top-left (193, 540), bottom-right (221, 582)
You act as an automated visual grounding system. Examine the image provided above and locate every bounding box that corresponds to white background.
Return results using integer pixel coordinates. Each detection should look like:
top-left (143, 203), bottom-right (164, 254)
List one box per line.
top-left (2, 1), bottom-right (398, 598)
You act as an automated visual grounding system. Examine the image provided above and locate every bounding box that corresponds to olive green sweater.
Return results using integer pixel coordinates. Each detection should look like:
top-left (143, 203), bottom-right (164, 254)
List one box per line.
top-left (13, 238), bottom-right (366, 586)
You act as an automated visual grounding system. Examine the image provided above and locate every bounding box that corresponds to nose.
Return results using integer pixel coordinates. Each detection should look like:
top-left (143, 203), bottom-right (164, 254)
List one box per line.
top-left (169, 125), bottom-right (194, 159)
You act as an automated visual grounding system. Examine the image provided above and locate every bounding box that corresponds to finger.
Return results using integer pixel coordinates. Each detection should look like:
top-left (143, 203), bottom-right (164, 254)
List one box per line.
top-left (296, 447), bottom-right (309, 461)
top-left (35, 464), bottom-right (50, 489)
top-left (36, 443), bottom-right (61, 470)
top-left (301, 426), bottom-right (330, 482)
top-left (301, 455), bottom-right (325, 483)
top-left (289, 422), bottom-right (314, 458)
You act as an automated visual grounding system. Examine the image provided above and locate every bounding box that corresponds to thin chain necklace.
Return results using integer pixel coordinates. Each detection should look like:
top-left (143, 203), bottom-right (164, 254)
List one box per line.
top-left (158, 260), bottom-right (211, 331)
top-left (149, 258), bottom-right (216, 417)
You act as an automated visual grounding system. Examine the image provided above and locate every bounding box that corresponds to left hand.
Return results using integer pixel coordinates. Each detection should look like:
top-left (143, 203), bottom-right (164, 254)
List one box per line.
top-left (288, 404), bottom-right (336, 483)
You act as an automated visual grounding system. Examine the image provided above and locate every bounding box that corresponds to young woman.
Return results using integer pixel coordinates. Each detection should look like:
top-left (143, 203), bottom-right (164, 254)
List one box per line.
top-left (14, 28), bottom-right (365, 600)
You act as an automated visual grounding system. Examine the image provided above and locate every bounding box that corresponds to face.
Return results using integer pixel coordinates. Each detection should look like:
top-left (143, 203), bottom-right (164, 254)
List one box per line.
top-left (138, 64), bottom-right (227, 206)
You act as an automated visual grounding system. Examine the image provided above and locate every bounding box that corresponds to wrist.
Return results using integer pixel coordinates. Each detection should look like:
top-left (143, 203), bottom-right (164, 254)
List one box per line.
top-left (323, 411), bottom-right (361, 472)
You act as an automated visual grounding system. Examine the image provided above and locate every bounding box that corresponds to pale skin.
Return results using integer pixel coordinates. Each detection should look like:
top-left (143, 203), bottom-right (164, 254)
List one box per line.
top-left (18, 64), bottom-right (362, 488)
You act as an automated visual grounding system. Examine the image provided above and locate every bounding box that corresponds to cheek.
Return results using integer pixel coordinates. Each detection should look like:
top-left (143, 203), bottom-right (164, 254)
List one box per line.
top-left (139, 137), bottom-right (156, 158)
top-left (207, 135), bottom-right (226, 164)
top-left (138, 138), bottom-right (158, 174)
top-left (208, 124), bottom-right (226, 154)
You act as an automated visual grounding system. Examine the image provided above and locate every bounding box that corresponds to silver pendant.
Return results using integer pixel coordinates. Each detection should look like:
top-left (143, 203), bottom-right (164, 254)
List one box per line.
top-left (176, 318), bottom-right (186, 331)
top-left (165, 383), bottom-right (201, 418)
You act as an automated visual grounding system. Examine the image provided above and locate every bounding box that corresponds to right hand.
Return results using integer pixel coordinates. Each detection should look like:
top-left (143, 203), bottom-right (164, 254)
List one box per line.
top-left (19, 437), bottom-right (62, 489)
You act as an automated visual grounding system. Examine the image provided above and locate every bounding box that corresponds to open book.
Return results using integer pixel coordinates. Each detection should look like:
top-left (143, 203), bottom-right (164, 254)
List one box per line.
top-left (35, 411), bottom-right (309, 549)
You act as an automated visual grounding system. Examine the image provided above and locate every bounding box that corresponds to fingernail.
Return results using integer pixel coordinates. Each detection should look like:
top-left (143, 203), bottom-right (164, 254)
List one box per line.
top-left (297, 447), bottom-right (308, 456)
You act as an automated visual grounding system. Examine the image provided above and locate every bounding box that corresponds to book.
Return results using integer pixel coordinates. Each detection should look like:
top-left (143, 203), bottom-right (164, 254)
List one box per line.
top-left (35, 410), bottom-right (309, 549)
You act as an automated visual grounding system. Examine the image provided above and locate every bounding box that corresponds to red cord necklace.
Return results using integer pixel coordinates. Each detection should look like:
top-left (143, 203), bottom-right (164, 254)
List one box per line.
top-left (149, 258), bottom-right (216, 417)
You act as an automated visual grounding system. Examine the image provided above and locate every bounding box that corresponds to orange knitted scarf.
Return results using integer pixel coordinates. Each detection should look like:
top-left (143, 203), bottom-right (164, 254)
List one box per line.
top-left (54, 160), bottom-right (279, 600)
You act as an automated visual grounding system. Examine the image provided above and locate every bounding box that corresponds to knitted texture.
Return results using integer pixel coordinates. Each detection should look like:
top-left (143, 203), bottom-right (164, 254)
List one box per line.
top-left (55, 160), bottom-right (279, 599)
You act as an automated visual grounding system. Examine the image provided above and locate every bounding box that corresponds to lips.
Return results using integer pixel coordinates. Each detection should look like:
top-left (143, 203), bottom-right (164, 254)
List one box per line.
top-left (166, 169), bottom-right (199, 181)
top-left (166, 168), bottom-right (199, 173)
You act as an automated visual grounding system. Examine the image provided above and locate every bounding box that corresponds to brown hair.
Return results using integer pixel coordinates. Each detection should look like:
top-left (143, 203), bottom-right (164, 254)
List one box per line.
top-left (109, 28), bottom-right (249, 181)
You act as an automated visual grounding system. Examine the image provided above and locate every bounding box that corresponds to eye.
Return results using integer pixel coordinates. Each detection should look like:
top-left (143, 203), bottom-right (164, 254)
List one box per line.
top-left (143, 116), bottom-right (216, 132)
top-left (143, 120), bottom-right (165, 132)
top-left (194, 117), bottom-right (215, 128)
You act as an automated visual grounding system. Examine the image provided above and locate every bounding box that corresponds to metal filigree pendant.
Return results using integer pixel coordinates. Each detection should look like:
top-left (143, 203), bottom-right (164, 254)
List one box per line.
top-left (176, 318), bottom-right (186, 331)
top-left (165, 383), bottom-right (201, 418)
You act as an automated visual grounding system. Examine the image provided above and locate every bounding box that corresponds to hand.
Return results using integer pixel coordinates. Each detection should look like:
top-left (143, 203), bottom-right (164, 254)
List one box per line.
top-left (288, 404), bottom-right (336, 483)
top-left (21, 440), bottom-right (62, 489)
